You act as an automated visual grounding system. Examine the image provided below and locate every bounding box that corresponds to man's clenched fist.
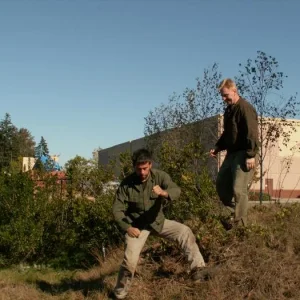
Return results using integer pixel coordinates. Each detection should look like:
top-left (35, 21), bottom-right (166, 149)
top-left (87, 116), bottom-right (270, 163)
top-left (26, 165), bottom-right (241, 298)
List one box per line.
top-left (152, 185), bottom-right (168, 198)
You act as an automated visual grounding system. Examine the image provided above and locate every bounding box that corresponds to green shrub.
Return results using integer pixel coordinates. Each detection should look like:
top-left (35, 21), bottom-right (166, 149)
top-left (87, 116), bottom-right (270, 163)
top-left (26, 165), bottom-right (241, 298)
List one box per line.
top-left (40, 194), bottom-right (122, 268)
top-left (0, 172), bottom-right (122, 268)
top-left (249, 192), bottom-right (271, 202)
top-left (158, 141), bottom-right (219, 222)
top-left (0, 172), bottom-right (48, 265)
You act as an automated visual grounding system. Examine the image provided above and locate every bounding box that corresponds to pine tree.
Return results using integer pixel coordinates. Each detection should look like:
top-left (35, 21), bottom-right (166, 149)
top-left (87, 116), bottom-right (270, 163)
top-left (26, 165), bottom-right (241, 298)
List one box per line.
top-left (0, 113), bottom-right (18, 169)
top-left (35, 136), bottom-right (50, 158)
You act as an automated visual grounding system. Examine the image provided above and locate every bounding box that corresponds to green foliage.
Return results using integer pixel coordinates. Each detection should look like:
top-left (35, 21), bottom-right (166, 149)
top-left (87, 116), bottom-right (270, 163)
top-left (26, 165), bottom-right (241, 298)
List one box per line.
top-left (33, 158), bottom-right (46, 172)
top-left (65, 155), bottom-right (115, 198)
top-left (16, 128), bottom-right (35, 158)
top-left (0, 113), bottom-right (18, 170)
top-left (143, 65), bottom-right (222, 222)
top-left (40, 194), bottom-right (121, 268)
top-left (0, 171), bottom-right (122, 268)
top-left (0, 172), bottom-right (44, 266)
top-left (158, 141), bottom-right (218, 222)
top-left (0, 114), bottom-right (35, 172)
top-left (0, 139), bottom-right (218, 269)
top-left (119, 150), bottom-right (133, 180)
top-left (249, 191), bottom-right (271, 202)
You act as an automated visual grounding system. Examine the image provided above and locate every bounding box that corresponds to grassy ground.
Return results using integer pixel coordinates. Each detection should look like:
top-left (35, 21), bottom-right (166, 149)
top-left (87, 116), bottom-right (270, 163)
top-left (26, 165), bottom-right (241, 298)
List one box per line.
top-left (1, 203), bottom-right (300, 300)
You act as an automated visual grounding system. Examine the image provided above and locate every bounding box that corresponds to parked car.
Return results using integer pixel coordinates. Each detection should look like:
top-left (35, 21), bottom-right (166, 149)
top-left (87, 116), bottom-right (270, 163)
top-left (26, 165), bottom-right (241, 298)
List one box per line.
top-left (102, 180), bottom-right (120, 194)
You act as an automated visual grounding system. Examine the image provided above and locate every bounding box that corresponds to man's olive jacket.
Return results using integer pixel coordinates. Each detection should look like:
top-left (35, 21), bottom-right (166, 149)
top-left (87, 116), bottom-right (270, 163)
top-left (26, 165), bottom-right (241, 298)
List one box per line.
top-left (112, 168), bottom-right (181, 233)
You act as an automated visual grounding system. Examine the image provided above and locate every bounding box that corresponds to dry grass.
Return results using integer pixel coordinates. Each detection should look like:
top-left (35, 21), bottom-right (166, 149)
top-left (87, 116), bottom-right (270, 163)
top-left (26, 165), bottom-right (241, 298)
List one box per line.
top-left (1, 203), bottom-right (300, 299)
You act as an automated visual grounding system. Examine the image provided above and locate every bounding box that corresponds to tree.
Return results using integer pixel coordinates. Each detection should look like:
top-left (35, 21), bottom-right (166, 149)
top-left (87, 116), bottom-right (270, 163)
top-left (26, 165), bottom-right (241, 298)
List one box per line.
top-left (65, 155), bottom-right (115, 198)
top-left (156, 141), bottom-right (218, 221)
top-left (0, 113), bottom-right (18, 170)
top-left (143, 64), bottom-right (223, 221)
top-left (144, 63), bottom-right (223, 160)
top-left (35, 136), bottom-right (49, 158)
top-left (16, 128), bottom-right (35, 157)
top-left (235, 51), bottom-right (299, 203)
top-left (119, 150), bottom-right (133, 180)
top-left (65, 156), bottom-right (90, 197)
top-left (0, 114), bottom-right (36, 172)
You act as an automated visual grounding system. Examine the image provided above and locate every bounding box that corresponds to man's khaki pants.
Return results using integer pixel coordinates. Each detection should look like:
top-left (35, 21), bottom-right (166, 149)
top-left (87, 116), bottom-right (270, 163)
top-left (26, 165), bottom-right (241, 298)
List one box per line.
top-left (216, 150), bottom-right (255, 226)
top-left (114, 219), bottom-right (205, 299)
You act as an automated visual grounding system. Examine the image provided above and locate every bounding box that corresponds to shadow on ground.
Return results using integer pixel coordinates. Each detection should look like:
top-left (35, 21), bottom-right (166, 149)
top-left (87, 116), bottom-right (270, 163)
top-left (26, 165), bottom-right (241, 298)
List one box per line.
top-left (35, 276), bottom-right (107, 297)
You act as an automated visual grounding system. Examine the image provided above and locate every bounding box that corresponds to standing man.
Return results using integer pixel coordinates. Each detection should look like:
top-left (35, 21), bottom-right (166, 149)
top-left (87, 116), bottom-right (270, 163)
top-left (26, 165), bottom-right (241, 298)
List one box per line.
top-left (112, 148), bottom-right (208, 299)
top-left (210, 78), bottom-right (258, 228)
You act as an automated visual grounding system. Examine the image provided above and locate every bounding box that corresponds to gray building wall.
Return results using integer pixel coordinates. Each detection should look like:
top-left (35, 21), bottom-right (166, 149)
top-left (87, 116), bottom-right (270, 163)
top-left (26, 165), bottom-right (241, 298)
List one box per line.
top-left (98, 138), bottom-right (146, 177)
top-left (98, 115), bottom-right (220, 177)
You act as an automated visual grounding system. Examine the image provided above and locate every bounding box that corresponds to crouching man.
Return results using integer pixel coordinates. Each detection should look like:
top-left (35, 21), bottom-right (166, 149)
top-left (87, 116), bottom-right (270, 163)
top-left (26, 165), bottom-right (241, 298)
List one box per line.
top-left (112, 148), bottom-right (208, 299)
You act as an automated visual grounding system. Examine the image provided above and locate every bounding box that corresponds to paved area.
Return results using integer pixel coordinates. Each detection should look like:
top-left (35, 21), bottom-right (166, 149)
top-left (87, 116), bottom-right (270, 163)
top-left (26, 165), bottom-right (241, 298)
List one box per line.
top-left (249, 198), bottom-right (300, 206)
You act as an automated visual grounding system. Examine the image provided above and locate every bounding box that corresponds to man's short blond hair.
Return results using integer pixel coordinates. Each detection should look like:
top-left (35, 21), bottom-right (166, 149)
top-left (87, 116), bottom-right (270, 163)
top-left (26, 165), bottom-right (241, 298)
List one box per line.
top-left (218, 78), bottom-right (237, 91)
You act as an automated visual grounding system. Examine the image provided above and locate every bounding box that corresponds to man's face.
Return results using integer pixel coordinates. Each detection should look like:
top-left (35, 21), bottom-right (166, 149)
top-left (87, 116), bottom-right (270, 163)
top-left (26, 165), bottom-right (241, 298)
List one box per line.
top-left (220, 87), bottom-right (237, 105)
top-left (135, 161), bottom-right (152, 182)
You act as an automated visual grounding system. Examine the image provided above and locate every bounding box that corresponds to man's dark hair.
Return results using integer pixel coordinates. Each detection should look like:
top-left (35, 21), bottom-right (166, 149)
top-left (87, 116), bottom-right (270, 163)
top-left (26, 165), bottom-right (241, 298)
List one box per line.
top-left (132, 148), bottom-right (153, 166)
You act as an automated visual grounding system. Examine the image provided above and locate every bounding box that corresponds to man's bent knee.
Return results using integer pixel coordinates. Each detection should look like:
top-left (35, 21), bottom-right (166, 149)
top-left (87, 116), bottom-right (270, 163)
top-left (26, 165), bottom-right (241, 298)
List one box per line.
top-left (178, 226), bottom-right (196, 248)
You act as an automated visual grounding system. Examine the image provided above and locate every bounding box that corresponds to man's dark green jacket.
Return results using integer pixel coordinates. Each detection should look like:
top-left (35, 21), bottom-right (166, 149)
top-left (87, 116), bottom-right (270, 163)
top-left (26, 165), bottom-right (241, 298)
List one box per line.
top-left (112, 168), bottom-right (181, 233)
top-left (216, 97), bottom-right (259, 158)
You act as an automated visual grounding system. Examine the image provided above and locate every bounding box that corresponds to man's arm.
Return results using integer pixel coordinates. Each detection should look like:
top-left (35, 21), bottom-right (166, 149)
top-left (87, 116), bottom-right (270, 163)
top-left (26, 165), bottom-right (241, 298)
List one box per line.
top-left (112, 184), bottom-right (141, 237)
top-left (112, 184), bottom-right (132, 232)
top-left (154, 172), bottom-right (181, 201)
top-left (240, 103), bottom-right (259, 170)
top-left (215, 131), bottom-right (227, 152)
top-left (210, 132), bottom-right (226, 157)
top-left (242, 104), bottom-right (259, 158)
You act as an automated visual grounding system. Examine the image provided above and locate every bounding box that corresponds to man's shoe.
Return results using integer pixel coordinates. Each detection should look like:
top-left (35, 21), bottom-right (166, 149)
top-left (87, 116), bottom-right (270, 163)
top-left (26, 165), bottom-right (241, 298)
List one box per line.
top-left (191, 267), bottom-right (212, 282)
top-left (221, 217), bottom-right (234, 231)
top-left (113, 288), bottom-right (128, 299)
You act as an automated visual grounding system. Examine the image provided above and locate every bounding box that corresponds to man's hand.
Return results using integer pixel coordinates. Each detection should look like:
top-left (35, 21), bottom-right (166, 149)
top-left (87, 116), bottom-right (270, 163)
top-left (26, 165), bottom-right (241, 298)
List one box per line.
top-left (127, 227), bottom-right (141, 238)
top-left (152, 185), bottom-right (168, 198)
top-left (210, 149), bottom-right (218, 158)
top-left (246, 158), bottom-right (255, 170)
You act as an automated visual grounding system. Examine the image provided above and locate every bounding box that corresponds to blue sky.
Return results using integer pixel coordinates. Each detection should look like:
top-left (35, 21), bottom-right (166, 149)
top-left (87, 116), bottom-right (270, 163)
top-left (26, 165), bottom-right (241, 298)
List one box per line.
top-left (0, 0), bottom-right (299, 166)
